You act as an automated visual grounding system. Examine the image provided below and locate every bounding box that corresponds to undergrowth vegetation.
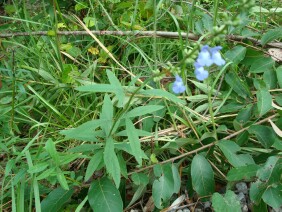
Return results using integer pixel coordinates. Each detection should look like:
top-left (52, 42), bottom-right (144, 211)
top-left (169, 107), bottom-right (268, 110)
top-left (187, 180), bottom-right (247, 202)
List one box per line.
top-left (0, 0), bottom-right (282, 211)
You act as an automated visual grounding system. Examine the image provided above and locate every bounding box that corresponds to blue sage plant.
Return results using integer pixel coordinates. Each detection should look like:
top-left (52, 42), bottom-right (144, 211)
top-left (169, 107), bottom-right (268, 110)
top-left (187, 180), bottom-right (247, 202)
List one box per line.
top-left (194, 45), bottom-right (225, 81)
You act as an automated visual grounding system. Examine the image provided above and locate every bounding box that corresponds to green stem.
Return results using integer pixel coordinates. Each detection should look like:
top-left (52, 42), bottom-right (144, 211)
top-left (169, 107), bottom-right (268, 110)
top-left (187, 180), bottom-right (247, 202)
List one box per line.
top-left (52, 0), bottom-right (64, 71)
top-left (213, 0), bottom-right (219, 25)
top-left (187, 0), bottom-right (197, 43)
top-left (153, 0), bottom-right (158, 72)
top-left (207, 77), bottom-right (218, 140)
top-left (109, 74), bottom-right (162, 136)
top-left (10, 50), bottom-right (16, 134)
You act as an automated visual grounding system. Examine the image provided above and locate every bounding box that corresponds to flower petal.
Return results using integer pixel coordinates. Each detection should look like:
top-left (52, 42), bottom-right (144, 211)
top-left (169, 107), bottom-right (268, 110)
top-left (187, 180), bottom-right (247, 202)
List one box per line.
top-left (172, 76), bottom-right (186, 94)
top-left (195, 67), bottom-right (209, 81)
top-left (197, 45), bottom-right (213, 67)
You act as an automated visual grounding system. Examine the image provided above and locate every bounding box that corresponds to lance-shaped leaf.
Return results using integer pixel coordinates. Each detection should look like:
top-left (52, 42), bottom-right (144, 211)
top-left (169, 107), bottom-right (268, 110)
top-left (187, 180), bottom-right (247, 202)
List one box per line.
top-left (85, 150), bottom-right (104, 182)
top-left (100, 94), bottom-right (113, 137)
top-left (104, 137), bottom-right (120, 188)
top-left (124, 105), bottom-right (164, 119)
top-left (256, 89), bottom-right (272, 117)
top-left (60, 120), bottom-right (106, 142)
top-left (126, 119), bottom-right (143, 165)
top-left (75, 70), bottom-right (125, 108)
top-left (41, 187), bottom-right (74, 212)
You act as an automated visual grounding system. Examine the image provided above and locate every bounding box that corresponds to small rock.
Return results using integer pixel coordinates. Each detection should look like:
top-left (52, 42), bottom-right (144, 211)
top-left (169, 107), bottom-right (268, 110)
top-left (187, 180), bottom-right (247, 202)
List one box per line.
top-left (194, 208), bottom-right (204, 212)
top-left (204, 201), bottom-right (211, 208)
top-left (236, 182), bottom-right (248, 194)
top-left (242, 204), bottom-right (248, 212)
top-left (272, 207), bottom-right (282, 212)
top-left (237, 192), bottom-right (246, 202)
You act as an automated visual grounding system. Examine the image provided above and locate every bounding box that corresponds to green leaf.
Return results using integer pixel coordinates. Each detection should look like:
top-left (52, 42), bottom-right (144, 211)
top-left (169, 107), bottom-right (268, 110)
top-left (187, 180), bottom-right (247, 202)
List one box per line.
top-left (248, 125), bottom-right (276, 148)
top-left (126, 119), bottom-right (143, 165)
top-left (250, 181), bottom-right (268, 203)
top-left (261, 27), bottom-right (282, 45)
top-left (235, 104), bottom-right (253, 125)
top-left (225, 45), bottom-right (247, 64)
top-left (191, 154), bottom-right (215, 196)
top-left (68, 144), bottom-right (102, 153)
top-left (88, 178), bottom-right (123, 212)
top-left (117, 152), bottom-right (128, 178)
top-left (60, 120), bottom-right (105, 142)
top-left (75, 2), bottom-right (88, 11)
top-left (138, 89), bottom-right (185, 105)
top-left (67, 46), bottom-right (81, 57)
top-left (131, 173), bottom-right (149, 185)
top-left (104, 137), bottom-right (120, 188)
top-left (62, 64), bottom-right (80, 84)
top-left (106, 70), bottom-right (125, 108)
top-left (250, 156), bottom-right (281, 203)
top-left (250, 57), bottom-right (275, 73)
top-left (56, 168), bottom-right (69, 190)
top-left (100, 95), bottom-right (113, 136)
top-left (21, 65), bottom-right (58, 83)
top-left (59, 153), bottom-right (81, 165)
top-left (36, 168), bottom-right (55, 181)
top-left (263, 69), bottom-right (277, 89)
top-left (41, 187), bottom-right (74, 212)
top-left (253, 200), bottom-right (268, 212)
top-left (127, 184), bottom-right (146, 208)
top-left (225, 72), bottom-right (251, 99)
top-left (85, 150), bottom-right (104, 182)
top-left (83, 17), bottom-right (96, 27)
top-left (226, 164), bottom-right (260, 181)
top-left (256, 89), bottom-right (272, 117)
top-left (171, 164), bottom-right (181, 193)
top-left (28, 163), bottom-right (49, 174)
top-left (189, 80), bottom-right (220, 95)
top-left (76, 84), bottom-right (116, 93)
top-left (4, 4), bottom-right (16, 14)
top-left (45, 139), bottom-right (59, 165)
top-left (217, 140), bottom-right (255, 167)
top-left (262, 185), bottom-right (282, 209)
top-left (256, 156), bottom-right (280, 183)
top-left (152, 164), bottom-right (175, 209)
top-left (124, 105), bottom-right (164, 119)
top-left (276, 66), bottom-right (282, 88)
top-left (115, 129), bottom-right (151, 137)
top-left (241, 48), bottom-right (264, 66)
top-left (212, 190), bottom-right (241, 212)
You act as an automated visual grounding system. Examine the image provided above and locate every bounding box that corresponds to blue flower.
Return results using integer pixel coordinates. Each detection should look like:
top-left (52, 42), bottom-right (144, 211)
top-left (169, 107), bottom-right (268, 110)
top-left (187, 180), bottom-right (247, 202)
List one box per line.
top-left (210, 46), bottom-right (226, 66)
top-left (194, 63), bottom-right (209, 81)
top-left (172, 75), bottom-right (186, 94)
top-left (194, 45), bottom-right (225, 81)
top-left (196, 45), bottom-right (213, 67)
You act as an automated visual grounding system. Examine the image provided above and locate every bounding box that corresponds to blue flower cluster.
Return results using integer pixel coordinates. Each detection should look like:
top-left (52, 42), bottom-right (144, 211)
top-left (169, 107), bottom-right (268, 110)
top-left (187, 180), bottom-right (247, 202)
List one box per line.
top-left (194, 45), bottom-right (225, 81)
top-left (171, 45), bottom-right (225, 94)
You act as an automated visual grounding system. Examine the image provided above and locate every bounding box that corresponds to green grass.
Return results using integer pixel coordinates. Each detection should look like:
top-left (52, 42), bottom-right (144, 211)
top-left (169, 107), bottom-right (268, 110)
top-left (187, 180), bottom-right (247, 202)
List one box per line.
top-left (0, 0), bottom-right (282, 211)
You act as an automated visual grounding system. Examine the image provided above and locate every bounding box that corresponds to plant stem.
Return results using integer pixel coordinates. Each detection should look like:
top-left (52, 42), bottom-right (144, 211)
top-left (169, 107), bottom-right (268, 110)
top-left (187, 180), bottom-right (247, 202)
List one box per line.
top-left (213, 0), bottom-right (219, 25)
top-left (207, 77), bottom-right (218, 140)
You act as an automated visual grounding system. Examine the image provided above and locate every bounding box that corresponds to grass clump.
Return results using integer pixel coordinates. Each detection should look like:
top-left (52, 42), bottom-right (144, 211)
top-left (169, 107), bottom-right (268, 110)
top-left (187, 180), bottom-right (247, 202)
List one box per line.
top-left (0, 0), bottom-right (282, 211)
